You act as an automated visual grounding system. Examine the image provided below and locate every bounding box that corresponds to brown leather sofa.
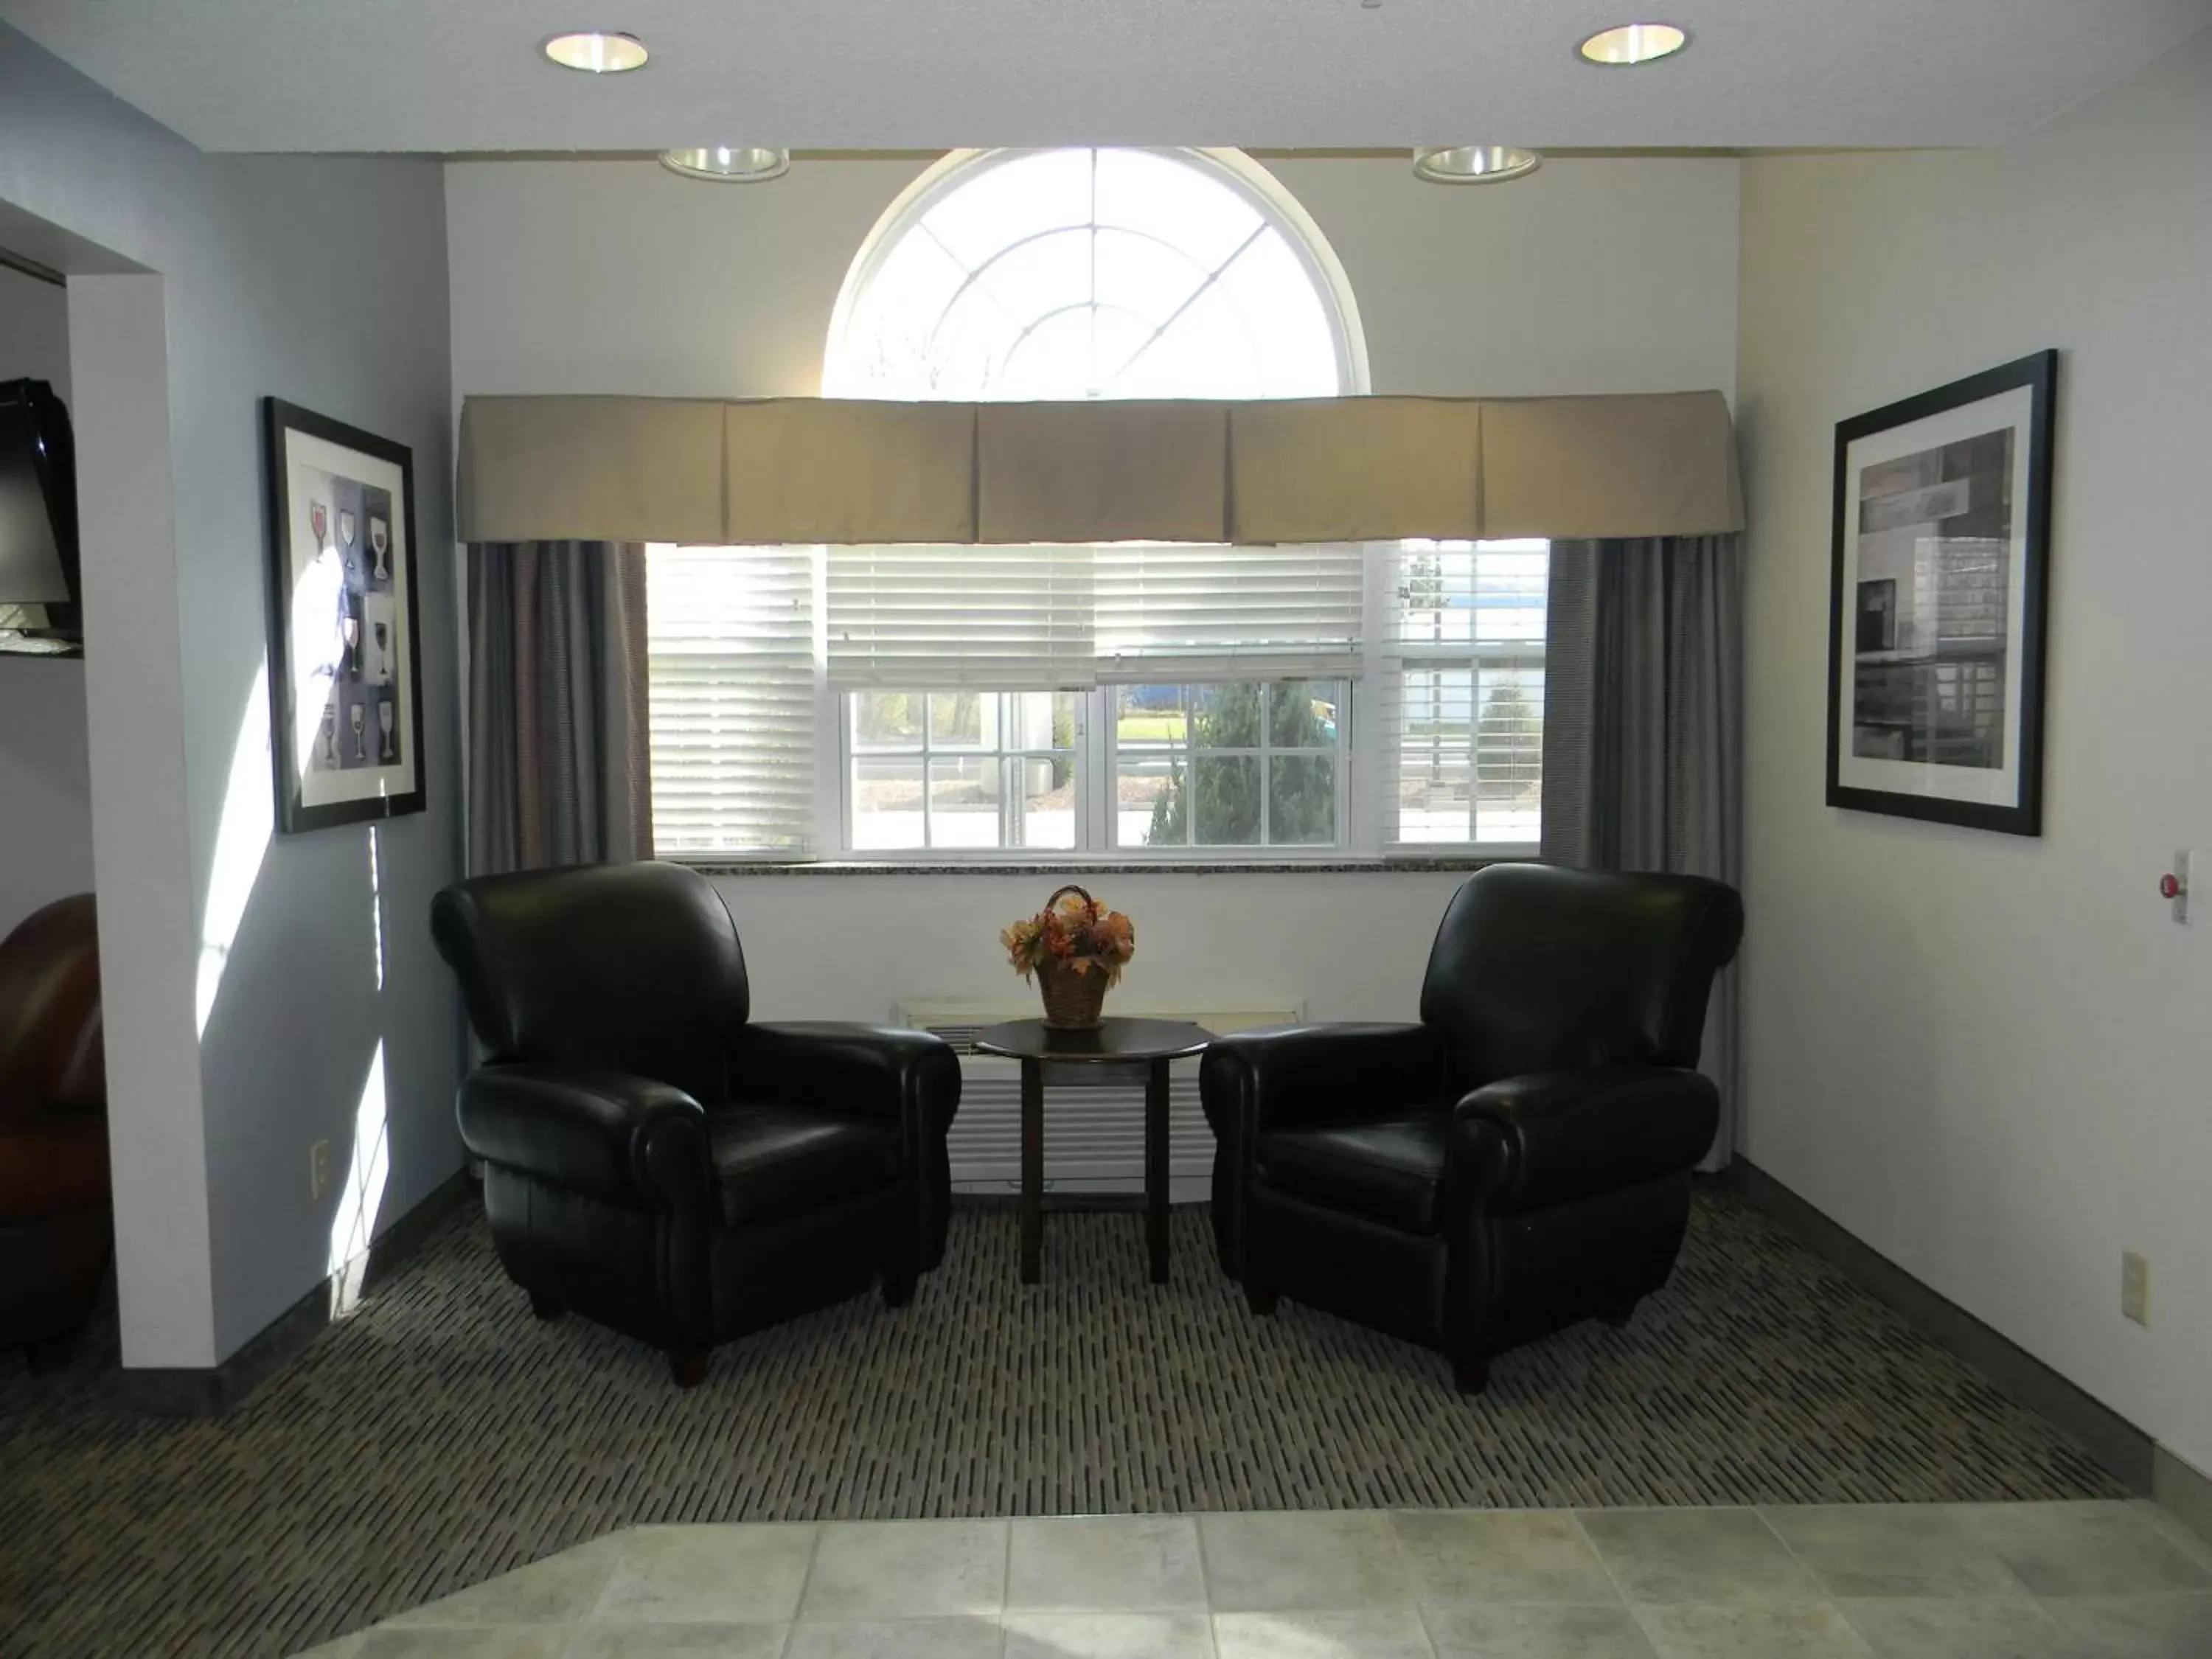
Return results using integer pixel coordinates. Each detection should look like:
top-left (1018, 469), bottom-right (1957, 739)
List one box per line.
top-left (0, 894), bottom-right (109, 1370)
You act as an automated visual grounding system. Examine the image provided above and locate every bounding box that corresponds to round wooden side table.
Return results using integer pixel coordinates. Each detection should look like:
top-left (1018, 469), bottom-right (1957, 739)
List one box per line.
top-left (971, 1016), bottom-right (1213, 1285)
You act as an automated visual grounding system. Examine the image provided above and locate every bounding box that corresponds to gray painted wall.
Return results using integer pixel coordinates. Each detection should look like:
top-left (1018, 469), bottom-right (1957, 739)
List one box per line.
top-left (0, 22), bottom-right (465, 1364)
top-left (0, 653), bottom-right (91, 936)
top-left (0, 260), bottom-right (68, 398)
top-left (0, 261), bottom-right (91, 939)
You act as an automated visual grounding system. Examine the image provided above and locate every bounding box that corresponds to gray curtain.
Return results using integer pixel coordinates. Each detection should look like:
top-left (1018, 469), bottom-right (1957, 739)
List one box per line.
top-left (466, 540), bottom-right (653, 875)
top-left (1541, 535), bottom-right (1742, 1167)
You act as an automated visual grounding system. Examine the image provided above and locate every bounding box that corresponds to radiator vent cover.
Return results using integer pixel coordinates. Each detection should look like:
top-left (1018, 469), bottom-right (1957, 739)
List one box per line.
top-left (892, 1000), bottom-right (1299, 1198)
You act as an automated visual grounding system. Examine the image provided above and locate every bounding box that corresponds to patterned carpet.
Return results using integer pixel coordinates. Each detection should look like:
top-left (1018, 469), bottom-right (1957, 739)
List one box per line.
top-left (0, 1188), bottom-right (2122, 1658)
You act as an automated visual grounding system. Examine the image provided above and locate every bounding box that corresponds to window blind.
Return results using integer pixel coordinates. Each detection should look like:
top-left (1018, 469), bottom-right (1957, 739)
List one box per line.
top-left (825, 544), bottom-right (1096, 691)
top-left (1379, 539), bottom-right (1548, 849)
top-left (1093, 543), bottom-right (1366, 683)
top-left (824, 543), bottom-right (1363, 689)
top-left (644, 546), bottom-right (818, 858)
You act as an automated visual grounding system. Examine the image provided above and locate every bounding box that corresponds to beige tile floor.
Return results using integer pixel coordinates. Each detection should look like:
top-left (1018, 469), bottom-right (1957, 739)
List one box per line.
top-left (294, 1500), bottom-right (2212, 1659)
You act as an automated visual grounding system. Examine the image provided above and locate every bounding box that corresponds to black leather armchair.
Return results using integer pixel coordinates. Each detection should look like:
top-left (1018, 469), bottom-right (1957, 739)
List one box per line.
top-left (1201, 862), bottom-right (1742, 1393)
top-left (431, 861), bottom-right (960, 1386)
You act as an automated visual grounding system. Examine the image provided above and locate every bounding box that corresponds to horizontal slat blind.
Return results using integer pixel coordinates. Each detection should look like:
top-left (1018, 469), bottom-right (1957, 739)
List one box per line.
top-left (645, 546), bottom-right (818, 857)
top-left (824, 543), bottom-right (1365, 690)
top-left (1093, 543), bottom-right (1366, 682)
top-left (826, 544), bottom-right (1095, 690)
top-left (1380, 539), bottom-right (1548, 849)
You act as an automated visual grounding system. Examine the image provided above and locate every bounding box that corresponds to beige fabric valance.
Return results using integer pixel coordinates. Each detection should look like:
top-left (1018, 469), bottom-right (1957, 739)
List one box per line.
top-left (1478, 393), bottom-right (1745, 541)
top-left (459, 391), bottom-right (1743, 546)
top-left (458, 396), bottom-right (727, 545)
top-left (978, 400), bottom-right (1230, 543)
top-left (726, 400), bottom-right (977, 543)
top-left (1227, 398), bottom-right (1484, 543)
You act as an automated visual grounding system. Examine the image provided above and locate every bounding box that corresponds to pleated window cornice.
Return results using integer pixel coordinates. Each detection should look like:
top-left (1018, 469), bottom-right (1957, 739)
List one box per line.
top-left (458, 391), bottom-right (1745, 547)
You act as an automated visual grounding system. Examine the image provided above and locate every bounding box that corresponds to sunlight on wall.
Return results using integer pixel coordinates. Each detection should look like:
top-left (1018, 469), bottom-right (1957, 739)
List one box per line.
top-left (195, 665), bottom-right (274, 1037)
top-left (327, 1039), bottom-right (391, 1317)
top-left (368, 824), bottom-right (385, 990)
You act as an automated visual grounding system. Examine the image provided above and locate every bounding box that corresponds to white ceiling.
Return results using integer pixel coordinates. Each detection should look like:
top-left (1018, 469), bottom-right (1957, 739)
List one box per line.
top-left (3, 0), bottom-right (2206, 155)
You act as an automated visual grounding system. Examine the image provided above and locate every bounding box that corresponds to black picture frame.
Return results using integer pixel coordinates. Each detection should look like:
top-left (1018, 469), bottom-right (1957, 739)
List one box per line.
top-left (261, 397), bottom-right (427, 834)
top-left (1825, 349), bottom-right (2058, 836)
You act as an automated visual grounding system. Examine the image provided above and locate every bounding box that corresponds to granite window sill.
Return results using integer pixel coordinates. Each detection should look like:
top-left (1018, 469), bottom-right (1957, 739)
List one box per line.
top-left (677, 857), bottom-right (1518, 877)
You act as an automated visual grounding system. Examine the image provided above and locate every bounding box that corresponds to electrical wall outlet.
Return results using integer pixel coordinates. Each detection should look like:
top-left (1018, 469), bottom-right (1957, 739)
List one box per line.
top-left (2122, 1250), bottom-right (2150, 1325)
top-left (310, 1139), bottom-right (333, 1201)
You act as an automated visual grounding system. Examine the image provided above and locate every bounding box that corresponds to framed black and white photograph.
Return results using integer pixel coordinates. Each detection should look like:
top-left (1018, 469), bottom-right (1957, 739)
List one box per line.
top-left (262, 398), bottom-right (426, 833)
top-left (1826, 349), bottom-right (2057, 835)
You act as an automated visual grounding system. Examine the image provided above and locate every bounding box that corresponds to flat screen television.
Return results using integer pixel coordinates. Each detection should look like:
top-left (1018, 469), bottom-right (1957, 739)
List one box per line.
top-left (0, 378), bottom-right (81, 647)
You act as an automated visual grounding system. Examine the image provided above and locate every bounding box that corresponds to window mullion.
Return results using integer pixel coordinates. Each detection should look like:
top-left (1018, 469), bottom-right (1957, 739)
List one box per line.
top-left (1085, 688), bottom-right (1112, 852)
top-left (814, 549), bottom-right (841, 860)
top-left (1341, 682), bottom-right (1358, 855)
top-left (1356, 546), bottom-right (1390, 855)
top-left (919, 694), bottom-right (935, 851)
top-left (827, 681), bottom-right (849, 857)
top-left (997, 698), bottom-right (1015, 849)
top-left (1105, 220), bottom-right (1268, 389)
top-left (1182, 690), bottom-right (1197, 847)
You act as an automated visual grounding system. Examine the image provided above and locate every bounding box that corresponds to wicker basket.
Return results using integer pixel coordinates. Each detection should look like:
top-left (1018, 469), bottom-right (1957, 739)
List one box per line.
top-left (1035, 885), bottom-right (1111, 1029)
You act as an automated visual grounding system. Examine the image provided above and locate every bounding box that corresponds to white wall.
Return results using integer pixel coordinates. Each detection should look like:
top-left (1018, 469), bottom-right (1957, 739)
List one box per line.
top-left (446, 153), bottom-right (1741, 404)
top-left (1270, 158), bottom-right (1739, 400)
top-left (0, 260), bottom-right (91, 937)
top-left (726, 869), bottom-right (1467, 1028)
top-left (1738, 29), bottom-right (2212, 1473)
top-left (0, 23), bottom-right (466, 1366)
top-left (446, 149), bottom-right (1741, 1023)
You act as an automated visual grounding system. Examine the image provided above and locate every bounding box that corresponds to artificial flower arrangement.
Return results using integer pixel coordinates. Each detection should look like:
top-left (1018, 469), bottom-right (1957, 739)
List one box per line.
top-left (1000, 885), bottom-right (1136, 1029)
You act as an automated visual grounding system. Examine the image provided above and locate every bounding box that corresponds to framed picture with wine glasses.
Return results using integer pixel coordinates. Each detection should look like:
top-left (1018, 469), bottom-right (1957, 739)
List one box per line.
top-left (261, 398), bottom-right (426, 833)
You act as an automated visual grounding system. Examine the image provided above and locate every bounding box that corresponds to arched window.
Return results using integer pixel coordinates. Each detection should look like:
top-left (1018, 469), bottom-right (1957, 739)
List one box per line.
top-left (803, 149), bottom-right (1375, 855)
top-left (649, 151), bottom-right (1543, 862)
top-left (824, 147), bottom-right (1366, 401)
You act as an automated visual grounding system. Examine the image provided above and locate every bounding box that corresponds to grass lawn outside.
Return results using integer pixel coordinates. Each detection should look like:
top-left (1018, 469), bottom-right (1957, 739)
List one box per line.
top-left (1116, 714), bottom-right (1189, 742)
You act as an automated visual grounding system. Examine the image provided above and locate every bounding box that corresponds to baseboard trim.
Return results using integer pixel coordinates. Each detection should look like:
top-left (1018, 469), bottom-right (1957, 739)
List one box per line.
top-left (2154, 1446), bottom-right (2212, 1546)
top-left (1725, 1158), bottom-right (2154, 1494)
top-left (120, 1167), bottom-right (476, 1419)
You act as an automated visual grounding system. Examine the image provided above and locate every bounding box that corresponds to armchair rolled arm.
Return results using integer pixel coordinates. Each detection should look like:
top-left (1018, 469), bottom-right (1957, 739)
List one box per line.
top-left (727, 1021), bottom-right (961, 1276)
top-left (725, 1021), bottom-right (961, 1139)
top-left (456, 1063), bottom-right (712, 1214)
top-left (1450, 1066), bottom-right (1718, 1215)
top-left (1200, 1023), bottom-right (1443, 1138)
top-left (1198, 1023), bottom-right (1441, 1281)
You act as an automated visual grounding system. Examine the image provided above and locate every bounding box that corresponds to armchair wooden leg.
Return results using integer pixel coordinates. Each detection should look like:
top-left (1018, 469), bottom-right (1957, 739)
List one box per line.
top-left (1599, 1301), bottom-right (1638, 1329)
top-left (527, 1291), bottom-right (566, 1321)
top-left (1453, 1360), bottom-right (1489, 1396)
top-left (881, 1269), bottom-right (917, 1309)
top-left (1244, 1284), bottom-right (1279, 1318)
top-left (667, 1350), bottom-right (708, 1389)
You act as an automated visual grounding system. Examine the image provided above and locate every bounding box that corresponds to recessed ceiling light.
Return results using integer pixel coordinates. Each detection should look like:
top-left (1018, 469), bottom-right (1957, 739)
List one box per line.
top-left (542, 31), bottom-right (650, 73)
top-left (661, 147), bottom-right (791, 182)
top-left (1413, 146), bottom-right (1543, 184)
top-left (1577, 22), bottom-right (1689, 66)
